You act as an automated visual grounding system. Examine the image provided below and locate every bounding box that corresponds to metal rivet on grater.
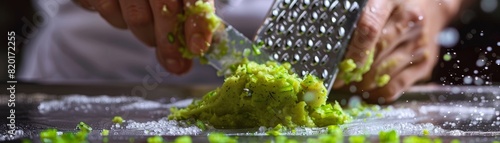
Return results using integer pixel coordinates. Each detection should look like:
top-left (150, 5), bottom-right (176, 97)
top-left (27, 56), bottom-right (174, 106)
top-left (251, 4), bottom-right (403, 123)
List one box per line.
top-left (254, 0), bottom-right (367, 92)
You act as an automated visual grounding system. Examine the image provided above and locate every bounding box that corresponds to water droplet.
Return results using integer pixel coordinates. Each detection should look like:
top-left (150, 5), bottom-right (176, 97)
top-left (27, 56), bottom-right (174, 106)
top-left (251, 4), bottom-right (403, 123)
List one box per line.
top-left (243, 88), bottom-right (252, 97)
top-left (487, 46), bottom-right (492, 51)
top-left (463, 76), bottom-right (473, 84)
top-left (443, 53), bottom-right (452, 61)
top-left (451, 87), bottom-right (461, 93)
top-left (349, 85), bottom-right (357, 93)
top-left (439, 28), bottom-right (460, 48)
top-left (474, 77), bottom-right (484, 85)
top-left (496, 59), bottom-right (500, 65)
top-left (362, 92), bottom-right (370, 99)
top-left (476, 59), bottom-right (486, 67)
top-left (480, 0), bottom-right (498, 13)
top-left (378, 97), bottom-right (385, 104)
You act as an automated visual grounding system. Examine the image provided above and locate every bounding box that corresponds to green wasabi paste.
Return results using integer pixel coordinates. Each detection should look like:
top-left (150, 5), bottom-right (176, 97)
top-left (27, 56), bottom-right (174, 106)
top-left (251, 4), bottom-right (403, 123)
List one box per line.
top-left (174, 136), bottom-right (193, 143)
top-left (178, 0), bottom-right (221, 59)
top-left (267, 124), bottom-right (285, 136)
top-left (348, 135), bottom-right (367, 143)
top-left (376, 74), bottom-right (391, 87)
top-left (40, 122), bottom-right (92, 143)
top-left (379, 130), bottom-right (399, 143)
top-left (101, 129), bottom-right (109, 136)
top-left (147, 136), bottom-right (164, 143)
top-left (338, 49), bottom-right (375, 84)
top-left (112, 116), bottom-right (124, 124)
top-left (307, 125), bottom-right (343, 143)
top-left (403, 135), bottom-right (442, 143)
top-left (422, 129), bottom-right (429, 136)
top-left (185, 1), bottom-right (220, 33)
top-left (443, 53), bottom-right (452, 62)
top-left (169, 61), bottom-right (351, 128)
top-left (208, 133), bottom-right (238, 143)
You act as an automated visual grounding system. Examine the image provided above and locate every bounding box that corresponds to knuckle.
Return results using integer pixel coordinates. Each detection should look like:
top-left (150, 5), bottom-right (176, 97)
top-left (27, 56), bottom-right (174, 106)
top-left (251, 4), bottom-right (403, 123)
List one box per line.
top-left (406, 9), bottom-right (424, 25)
top-left (358, 13), bottom-right (382, 41)
top-left (407, 10), bottom-right (421, 21)
top-left (357, 22), bottom-right (379, 42)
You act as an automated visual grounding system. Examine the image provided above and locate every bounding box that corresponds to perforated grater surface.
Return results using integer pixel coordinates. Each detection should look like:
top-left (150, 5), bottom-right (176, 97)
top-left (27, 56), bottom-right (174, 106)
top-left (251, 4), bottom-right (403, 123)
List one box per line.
top-left (207, 0), bottom-right (367, 93)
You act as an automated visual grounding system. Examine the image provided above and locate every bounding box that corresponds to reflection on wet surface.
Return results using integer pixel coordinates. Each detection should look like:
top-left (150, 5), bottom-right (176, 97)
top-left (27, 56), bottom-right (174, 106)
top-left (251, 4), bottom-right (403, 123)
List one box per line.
top-left (0, 86), bottom-right (499, 142)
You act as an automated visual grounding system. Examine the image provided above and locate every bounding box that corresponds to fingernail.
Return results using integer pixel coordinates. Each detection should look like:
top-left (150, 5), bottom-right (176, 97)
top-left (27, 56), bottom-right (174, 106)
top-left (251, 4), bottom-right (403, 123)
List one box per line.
top-left (189, 33), bottom-right (207, 55)
top-left (165, 58), bottom-right (183, 75)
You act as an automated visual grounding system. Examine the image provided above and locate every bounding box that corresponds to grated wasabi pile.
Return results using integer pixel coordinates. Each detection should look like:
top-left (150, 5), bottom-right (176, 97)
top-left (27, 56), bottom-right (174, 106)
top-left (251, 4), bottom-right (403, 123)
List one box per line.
top-left (169, 61), bottom-right (351, 128)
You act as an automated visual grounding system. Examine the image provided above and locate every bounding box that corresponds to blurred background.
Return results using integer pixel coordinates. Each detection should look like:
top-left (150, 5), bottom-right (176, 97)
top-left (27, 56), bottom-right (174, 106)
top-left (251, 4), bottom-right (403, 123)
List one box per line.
top-left (1, 0), bottom-right (499, 86)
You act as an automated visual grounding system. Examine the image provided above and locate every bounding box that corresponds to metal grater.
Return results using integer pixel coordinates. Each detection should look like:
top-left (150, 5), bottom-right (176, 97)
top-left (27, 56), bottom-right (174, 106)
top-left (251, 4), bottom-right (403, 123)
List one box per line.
top-left (207, 0), bottom-right (367, 94)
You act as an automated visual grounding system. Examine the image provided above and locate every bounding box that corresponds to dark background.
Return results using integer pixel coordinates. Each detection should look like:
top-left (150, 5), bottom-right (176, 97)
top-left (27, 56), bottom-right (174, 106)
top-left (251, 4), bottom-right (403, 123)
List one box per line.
top-left (1, 0), bottom-right (500, 86)
top-left (432, 1), bottom-right (500, 85)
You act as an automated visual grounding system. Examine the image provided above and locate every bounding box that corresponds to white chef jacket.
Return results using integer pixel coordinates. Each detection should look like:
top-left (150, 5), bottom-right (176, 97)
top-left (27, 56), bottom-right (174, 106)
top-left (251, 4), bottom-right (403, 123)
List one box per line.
top-left (19, 0), bottom-right (273, 85)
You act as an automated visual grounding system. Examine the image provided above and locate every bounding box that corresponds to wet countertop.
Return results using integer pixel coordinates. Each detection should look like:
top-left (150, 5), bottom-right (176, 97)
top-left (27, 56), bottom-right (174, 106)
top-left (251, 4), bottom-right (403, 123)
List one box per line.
top-left (0, 84), bottom-right (499, 142)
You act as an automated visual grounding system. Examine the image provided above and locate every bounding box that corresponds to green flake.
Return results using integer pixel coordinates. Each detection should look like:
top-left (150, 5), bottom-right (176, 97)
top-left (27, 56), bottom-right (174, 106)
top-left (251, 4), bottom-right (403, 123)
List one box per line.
top-left (112, 116), bottom-right (124, 124)
top-left (168, 33), bottom-right (175, 43)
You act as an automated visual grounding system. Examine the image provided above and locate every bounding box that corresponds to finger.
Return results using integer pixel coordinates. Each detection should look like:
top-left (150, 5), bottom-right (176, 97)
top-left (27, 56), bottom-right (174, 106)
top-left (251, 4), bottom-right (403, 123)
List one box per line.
top-left (335, 0), bottom-right (397, 88)
top-left (87, 0), bottom-right (127, 29)
top-left (183, 0), bottom-right (215, 55)
top-left (332, 79), bottom-right (345, 89)
top-left (365, 46), bottom-right (438, 104)
top-left (355, 41), bottom-right (424, 90)
top-left (74, 0), bottom-right (95, 11)
top-left (344, 0), bottom-right (396, 66)
top-left (119, 0), bottom-right (156, 47)
top-left (155, 42), bottom-right (193, 75)
top-left (149, 0), bottom-right (192, 74)
top-left (374, 5), bottom-right (424, 62)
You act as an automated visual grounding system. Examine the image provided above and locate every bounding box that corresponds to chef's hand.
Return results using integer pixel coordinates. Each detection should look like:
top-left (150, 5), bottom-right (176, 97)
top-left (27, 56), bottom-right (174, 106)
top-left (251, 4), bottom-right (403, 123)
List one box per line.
top-left (74, 0), bottom-right (215, 75)
top-left (333, 0), bottom-right (462, 104)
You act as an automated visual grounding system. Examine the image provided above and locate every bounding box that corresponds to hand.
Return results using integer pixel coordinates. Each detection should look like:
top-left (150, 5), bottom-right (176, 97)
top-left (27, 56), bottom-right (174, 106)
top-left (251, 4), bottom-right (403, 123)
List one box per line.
top-left (74, 0), bottom-right (216, 75)
top-left (333, 0), bottom-right (461, 103)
